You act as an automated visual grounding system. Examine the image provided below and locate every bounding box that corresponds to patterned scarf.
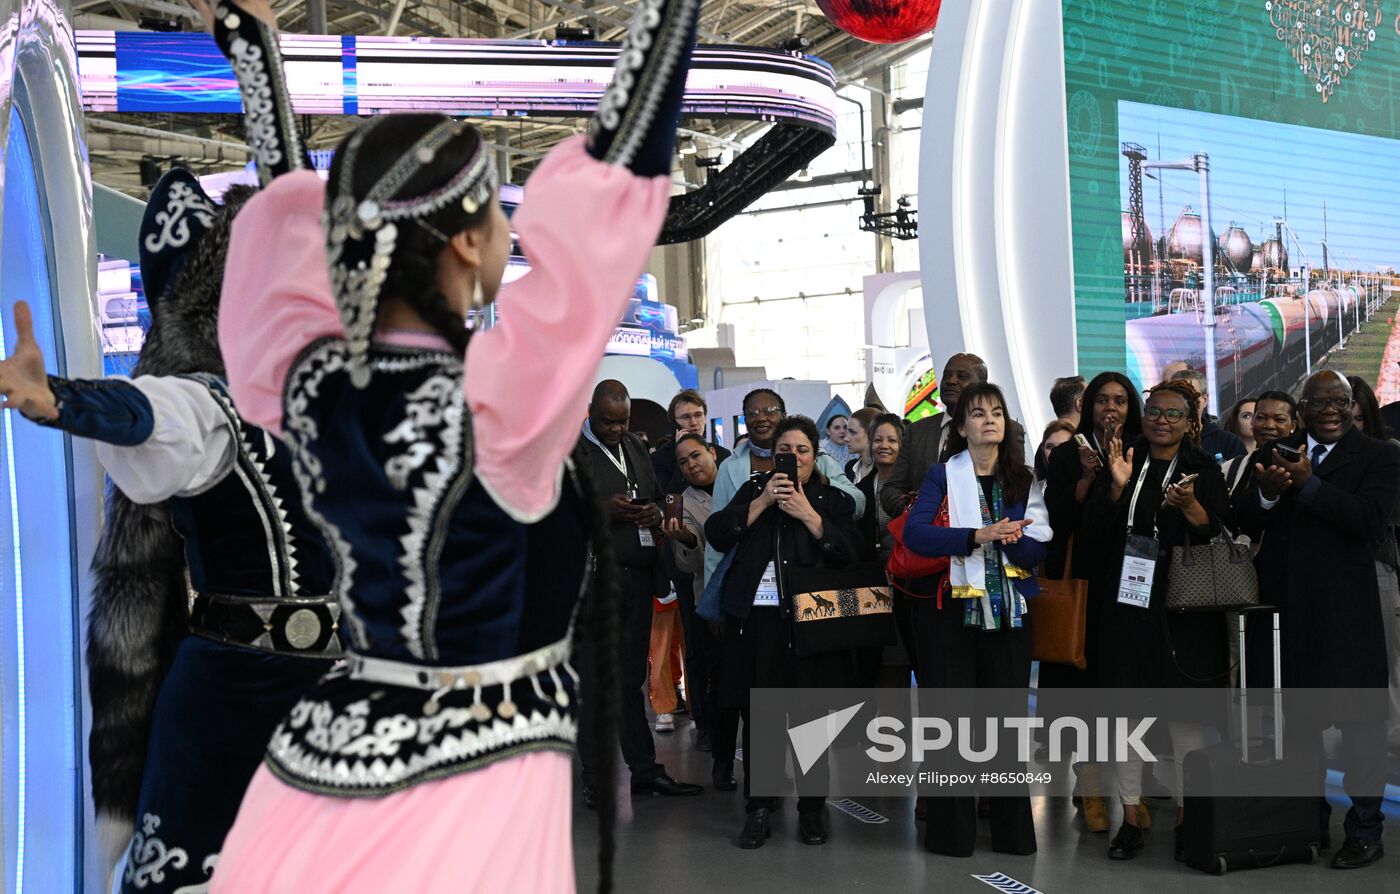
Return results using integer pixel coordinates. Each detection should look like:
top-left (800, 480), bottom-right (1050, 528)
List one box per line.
top-left (965, 478), bottom-right (1026, 630)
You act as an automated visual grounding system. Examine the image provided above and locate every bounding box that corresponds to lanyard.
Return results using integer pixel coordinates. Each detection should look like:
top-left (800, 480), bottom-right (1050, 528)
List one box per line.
top-left (1125, 453), bottom-right (1179, 538)
top-left (582, 423), bottom-right (635, 497)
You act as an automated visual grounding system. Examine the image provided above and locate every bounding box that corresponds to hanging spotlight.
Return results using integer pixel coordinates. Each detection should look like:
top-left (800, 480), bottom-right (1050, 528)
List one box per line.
top-left (795, 167), bottom-right (812, 182)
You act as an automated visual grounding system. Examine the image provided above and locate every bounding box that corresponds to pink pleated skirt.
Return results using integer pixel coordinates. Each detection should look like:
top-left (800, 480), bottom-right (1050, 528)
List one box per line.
top-left (210, 751), bottom-right (575, 892)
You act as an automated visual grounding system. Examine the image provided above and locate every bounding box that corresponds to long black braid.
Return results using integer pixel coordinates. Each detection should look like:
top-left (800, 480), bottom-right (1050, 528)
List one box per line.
top-left (569, 458), bottom-right (621, 894)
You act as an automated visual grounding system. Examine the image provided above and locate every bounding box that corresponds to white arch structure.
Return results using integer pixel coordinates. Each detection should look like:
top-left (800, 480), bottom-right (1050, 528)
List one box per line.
top-left (919, 0), bottom-right (1077, 439)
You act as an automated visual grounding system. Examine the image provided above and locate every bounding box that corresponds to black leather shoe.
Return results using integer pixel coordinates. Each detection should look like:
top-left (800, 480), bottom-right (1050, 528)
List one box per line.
top-left (582, 785), bottom-right (598, 811)
top-left (695, 728), bottom-right (713, 752)
top-left (631, 773), bottom-right (704, 796)
top-left (798, 811), bottom-right (828, 845)
top-left (711, 760), bottom-right (737, 792)
top-left (1107, 823), bottom-right (1145, 860)
top-left (738, 809), bottom-right (772, 849)
top-left (1331, 838), bottom-right (1384, 869)
top-left (1173, 823), bottom-right (1185, 862)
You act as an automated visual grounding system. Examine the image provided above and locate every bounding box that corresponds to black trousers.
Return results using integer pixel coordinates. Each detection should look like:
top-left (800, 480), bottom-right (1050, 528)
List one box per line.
top-left (578, 565), bottom-right (662, 786)
top-left (675, 572), bottom-right (718, 732)
top-left (1287, 717), bottom-right (1388, 843)
top-left (718, 608), bottom-right (844, 815)
top-left (913, 598), bottom-right (1036, 857)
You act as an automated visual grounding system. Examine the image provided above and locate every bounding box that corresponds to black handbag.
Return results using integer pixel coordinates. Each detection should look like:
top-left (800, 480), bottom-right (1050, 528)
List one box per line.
top-left (787, 561), bottom-right (898, 657)
top-left (1166, 532), bottom-right (1259, 612)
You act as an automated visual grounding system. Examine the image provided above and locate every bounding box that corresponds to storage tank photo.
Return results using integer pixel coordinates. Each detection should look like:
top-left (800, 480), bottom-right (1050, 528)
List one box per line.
top-left (1125, 306), bottom-right (1275, 412)
top-left (1167, 207), bottom-right (1210, 265)
top-left (1219, 224), bottom-right (1254, 274)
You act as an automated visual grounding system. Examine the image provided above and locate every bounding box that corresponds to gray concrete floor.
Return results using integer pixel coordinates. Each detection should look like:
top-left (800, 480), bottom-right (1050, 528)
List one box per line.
top-left (574, 713), bottom-right (1397, 893)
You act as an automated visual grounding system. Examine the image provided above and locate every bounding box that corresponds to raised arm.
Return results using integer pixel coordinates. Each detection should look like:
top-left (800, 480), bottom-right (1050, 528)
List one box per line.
top-left (466, 0), bottom-right (701, 522)
top-left (195, 0), bottom-right (308, 185)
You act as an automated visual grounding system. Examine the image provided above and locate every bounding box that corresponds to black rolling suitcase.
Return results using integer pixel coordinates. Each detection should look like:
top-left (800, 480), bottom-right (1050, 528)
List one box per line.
top-left (1182, 606), bottom-right (1322, 874)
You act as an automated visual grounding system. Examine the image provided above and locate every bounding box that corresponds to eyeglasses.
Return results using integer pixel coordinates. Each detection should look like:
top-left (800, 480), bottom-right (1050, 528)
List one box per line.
top-left (744, 406), bottom-right (784, 420)
top-left (1144, 407), bottom-right (1186, 422)
top-left (1299, 397), bottom-right (1353, 412)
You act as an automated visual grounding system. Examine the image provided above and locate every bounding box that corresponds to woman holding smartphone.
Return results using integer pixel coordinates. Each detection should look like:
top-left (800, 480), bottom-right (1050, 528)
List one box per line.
top-left (1042, 372), bottom-right (1144, 831)
top-left (1092, 379), bottom-right (1231, 861)
top-left (704, 416), bottom-right (863, 850)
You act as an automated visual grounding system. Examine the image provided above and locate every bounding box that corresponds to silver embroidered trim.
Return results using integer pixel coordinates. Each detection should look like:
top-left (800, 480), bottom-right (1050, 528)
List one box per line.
top-left (220, 7), bottom-right (303, 186)
top-left (170, 856), bottom-right (218, 894)
top-left (283, 342), bottom-right (369, 650)
top-left (591, 0), bottom-right (698, 168)
top-left (388, 369), bottom-right (472, 660)
top-left (124, 813), bottom-right (193, 889)
top-left (268, 699), bottom-right (577, 791)
top-left (143, 181), bottom-right (215, 254)
top-left (186, 374), bottom-right (302, 597)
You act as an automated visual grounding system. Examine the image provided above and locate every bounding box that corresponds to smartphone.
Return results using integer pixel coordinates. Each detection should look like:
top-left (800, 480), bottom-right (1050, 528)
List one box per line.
top-left (1273, 444), bottom-right (1302, 463)
top-left (664, 493), bottom-right (684, 524)
top-left (629, 497), bottom-right (651, 506)
top-left (1174, 472), bottom-right (1199, 488)
top-left (773, 453), bottom-right (798, 483)
top-left (1073, 433), bottom-right (1091, 450)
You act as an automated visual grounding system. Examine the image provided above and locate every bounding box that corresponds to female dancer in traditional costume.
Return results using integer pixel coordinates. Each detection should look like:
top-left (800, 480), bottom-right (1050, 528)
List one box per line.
top-left (0, 171), bottom-right (338, 892)
top-left (195, 0), bottom-right (700, 888)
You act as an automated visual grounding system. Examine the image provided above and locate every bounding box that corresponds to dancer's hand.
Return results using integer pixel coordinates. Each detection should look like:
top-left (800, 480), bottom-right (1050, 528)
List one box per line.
top-left (0, 302), bottom-right (57, 421)
top-left (188, 0), bottom-right (277, 33)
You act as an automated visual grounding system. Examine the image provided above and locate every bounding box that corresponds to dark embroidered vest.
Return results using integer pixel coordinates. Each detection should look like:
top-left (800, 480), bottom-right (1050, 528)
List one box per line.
top-left (172, 375), bottom-right (340, 657)
top-left (266, 340), bottom-right (587, 795)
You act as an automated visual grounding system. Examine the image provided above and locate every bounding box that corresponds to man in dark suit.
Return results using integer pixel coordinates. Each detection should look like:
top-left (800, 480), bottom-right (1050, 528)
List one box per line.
top-left (879, 353), bottom-right (1024, 518)
top-left (575, 380), bottom-right (703, 806)
top-left (1237, 370), bottom-right (1400, 869)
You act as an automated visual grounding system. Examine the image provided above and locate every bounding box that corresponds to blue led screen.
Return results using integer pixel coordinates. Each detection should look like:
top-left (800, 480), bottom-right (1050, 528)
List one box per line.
top-left (0, 106), bottom-right (81, 893)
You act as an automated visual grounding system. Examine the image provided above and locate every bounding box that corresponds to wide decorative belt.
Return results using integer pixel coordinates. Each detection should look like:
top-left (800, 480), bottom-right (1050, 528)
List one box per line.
top-left (190, 592), bottom-right (343, 659)
top-left (346, 635), bottom-right (576, 717)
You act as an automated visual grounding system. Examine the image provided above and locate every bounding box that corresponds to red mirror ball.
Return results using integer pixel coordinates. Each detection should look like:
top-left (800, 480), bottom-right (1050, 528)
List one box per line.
top-left (815, 0), bottom-right (942, 45)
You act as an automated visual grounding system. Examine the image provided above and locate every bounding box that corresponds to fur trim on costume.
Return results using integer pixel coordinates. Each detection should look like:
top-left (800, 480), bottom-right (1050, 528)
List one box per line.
top-left (86, 185), bottom-right (255, 827)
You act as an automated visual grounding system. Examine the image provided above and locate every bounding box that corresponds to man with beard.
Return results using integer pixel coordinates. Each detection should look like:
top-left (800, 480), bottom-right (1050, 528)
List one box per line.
top-left (1237, 370), bottom-right (1400, 869)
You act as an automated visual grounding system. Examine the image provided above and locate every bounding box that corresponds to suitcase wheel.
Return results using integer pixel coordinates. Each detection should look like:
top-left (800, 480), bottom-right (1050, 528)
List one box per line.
top-left (1215, 856), bottom-right (1228, 875)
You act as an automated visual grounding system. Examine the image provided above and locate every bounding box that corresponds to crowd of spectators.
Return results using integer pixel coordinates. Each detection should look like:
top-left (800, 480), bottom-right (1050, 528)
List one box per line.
top-left (574, 354), bottom-right (1400, 870)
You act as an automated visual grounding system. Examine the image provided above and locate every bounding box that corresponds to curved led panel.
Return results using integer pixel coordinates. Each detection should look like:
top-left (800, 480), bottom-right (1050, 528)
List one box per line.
top-left (75, 31), bottom-right (837, 129)
top-left (77, 30), bottom-right (838, 242)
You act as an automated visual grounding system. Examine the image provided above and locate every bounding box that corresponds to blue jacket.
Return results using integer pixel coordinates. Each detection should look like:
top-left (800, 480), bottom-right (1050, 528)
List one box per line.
top-left (906, 461), bottom-right (1050, 600)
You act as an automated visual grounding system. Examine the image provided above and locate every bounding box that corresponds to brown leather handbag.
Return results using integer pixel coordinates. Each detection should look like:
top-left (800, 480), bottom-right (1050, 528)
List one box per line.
top-left (1031, 537), bottom-right (1088, 670)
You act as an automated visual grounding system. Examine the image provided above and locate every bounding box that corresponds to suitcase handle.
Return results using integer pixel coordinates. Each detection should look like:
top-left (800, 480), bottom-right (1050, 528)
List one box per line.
top-left (1235, 606), bottom-right (1283, 763)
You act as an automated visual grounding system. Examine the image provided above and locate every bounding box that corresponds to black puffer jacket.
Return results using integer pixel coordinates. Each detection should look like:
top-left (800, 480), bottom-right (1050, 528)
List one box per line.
top-left (705, 474), bottom-right (863, 621)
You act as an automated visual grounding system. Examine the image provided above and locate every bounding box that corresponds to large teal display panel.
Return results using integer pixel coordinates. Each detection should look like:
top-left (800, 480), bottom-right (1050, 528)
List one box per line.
top-left (1062, 0), bottom-right (1400, 386)
top-left (0, 106), bottom-right (81, 892)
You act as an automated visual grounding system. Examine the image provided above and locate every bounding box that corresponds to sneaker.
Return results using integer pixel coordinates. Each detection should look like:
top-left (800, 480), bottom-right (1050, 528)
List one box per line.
top-left (654, 713), bottom-right (675, 732)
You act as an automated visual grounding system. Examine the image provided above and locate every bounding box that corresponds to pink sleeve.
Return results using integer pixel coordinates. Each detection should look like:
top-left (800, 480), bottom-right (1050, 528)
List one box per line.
top-left (467, 136), bottom-right (670, 521)
top-left (218, 171), bottom-right (343, 436)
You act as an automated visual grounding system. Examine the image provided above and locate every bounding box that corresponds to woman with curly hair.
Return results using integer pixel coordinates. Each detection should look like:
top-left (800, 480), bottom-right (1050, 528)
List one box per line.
top-left (1092, 378), bottom-right (1232, 862)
